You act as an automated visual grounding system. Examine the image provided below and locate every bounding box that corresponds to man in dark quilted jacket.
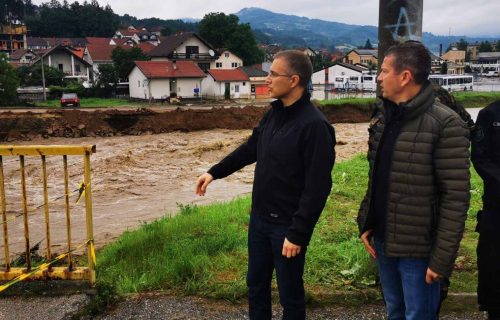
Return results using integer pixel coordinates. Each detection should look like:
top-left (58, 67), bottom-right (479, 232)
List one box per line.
top-left (357, 41), bottom-right (470, 320)
top-left (472, 100), bottom-right (500, 320)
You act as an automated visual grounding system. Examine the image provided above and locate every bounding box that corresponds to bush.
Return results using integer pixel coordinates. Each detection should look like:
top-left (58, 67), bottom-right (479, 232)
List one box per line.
top-left (48, 83), bottom-right (85, 99)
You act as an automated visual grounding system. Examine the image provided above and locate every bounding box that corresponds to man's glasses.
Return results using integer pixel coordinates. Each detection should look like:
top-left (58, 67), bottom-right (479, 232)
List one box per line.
top-left (267, 70), bottom-right (293, 78)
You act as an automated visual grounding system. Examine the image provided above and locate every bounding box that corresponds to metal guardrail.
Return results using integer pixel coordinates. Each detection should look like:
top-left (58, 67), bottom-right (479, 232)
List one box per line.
top-left (0, 145), bottom-right (96, 290)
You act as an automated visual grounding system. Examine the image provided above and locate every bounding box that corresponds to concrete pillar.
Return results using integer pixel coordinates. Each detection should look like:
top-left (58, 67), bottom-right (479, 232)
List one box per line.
top-left (378, 0), bottom-right (424, 72)
top-left (71, 55), bottom-right (75, 76)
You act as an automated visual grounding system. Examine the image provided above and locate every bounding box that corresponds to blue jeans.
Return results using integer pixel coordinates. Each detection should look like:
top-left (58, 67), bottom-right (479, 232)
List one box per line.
top-left (247, 214), bottom-right (306, 320)
top-left (375, 240), bottom-right (440, 320)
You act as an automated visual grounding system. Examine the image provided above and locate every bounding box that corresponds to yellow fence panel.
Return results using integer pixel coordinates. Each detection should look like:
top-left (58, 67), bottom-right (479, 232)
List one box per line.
top-left (0, 145), bottom-right (96, 292)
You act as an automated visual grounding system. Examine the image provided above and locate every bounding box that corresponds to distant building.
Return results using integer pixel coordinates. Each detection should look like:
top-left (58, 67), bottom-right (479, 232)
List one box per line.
top-left (128, 60), bottom-right (206, 100)
top-left (238, 66), bottom-right (269, 98)
top-left (148, 32), bottom-right (218, 72)
top-left (343, 49), bottom-right (378, 68)
top-left (312, 62), bottom-right (376, 92)
top-left (202, 69), bottom-right (250, 99)
top-left (441, 49), bottom-right (465, 74)
top-left (1, 22), bottom-right (27, 53)
top-left (212, 50), bottom-right (243, 69)
top-left (468, 52), bottom-right (500, 75)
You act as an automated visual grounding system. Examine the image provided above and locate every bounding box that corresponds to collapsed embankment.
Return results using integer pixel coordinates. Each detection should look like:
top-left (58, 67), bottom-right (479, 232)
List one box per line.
top-left (0, 104), bottom-right (372, 142)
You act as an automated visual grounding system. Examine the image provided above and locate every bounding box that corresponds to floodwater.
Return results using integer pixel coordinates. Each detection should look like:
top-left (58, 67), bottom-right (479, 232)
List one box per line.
top-left (0, 123), bottom-right (369, 261)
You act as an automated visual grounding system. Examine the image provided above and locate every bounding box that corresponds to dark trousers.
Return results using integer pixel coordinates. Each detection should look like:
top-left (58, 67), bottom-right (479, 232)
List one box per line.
top-left (477, 209), bottom-right (500, 316)
top-left (247, 214), bottom-right (306, 320)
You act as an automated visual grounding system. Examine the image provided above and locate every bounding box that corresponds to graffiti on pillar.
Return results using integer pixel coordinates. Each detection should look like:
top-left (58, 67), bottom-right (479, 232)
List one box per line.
top-left (384, 6), bottom-right (420, 42)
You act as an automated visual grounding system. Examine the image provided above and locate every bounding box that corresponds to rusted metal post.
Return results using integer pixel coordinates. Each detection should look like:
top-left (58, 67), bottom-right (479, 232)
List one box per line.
top-left (378, 0), bottom-right (424, 92)
top-left (0, 156), bottom-right (10, 271)
top-left (20, 156), bottom-right (31, 271)
top-left (63, 155), bottom-right (73, 270)
top-left (83, 151), bottom-right (96, 285)
top-left (41, 155), bottom-right (52, 262)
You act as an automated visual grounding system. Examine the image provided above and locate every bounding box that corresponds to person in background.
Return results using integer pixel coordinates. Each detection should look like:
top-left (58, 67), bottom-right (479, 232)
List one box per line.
top-left (471, 100), bottom-right (500, 320)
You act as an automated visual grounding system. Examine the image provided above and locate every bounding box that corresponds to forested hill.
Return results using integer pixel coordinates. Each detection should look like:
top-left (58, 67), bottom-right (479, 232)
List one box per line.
top-left (235, 7), bottom-right (498, 53)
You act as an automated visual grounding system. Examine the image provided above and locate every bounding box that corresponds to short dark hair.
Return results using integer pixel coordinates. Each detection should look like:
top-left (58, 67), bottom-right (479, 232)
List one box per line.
top-left (274, 50), bottom-right (313, 88)
top-left (385, 41), bottom-right (431, 85)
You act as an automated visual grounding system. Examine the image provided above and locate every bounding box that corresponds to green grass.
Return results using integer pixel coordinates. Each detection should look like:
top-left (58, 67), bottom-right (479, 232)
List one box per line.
top-left (34, 98), bottom-right (136, 108)
top-left (452, 91), bottom-right (500, 108)
top-left (96, 155), bottom-right (481, 301)
top-left (319, 97), bottom-right (376, 106)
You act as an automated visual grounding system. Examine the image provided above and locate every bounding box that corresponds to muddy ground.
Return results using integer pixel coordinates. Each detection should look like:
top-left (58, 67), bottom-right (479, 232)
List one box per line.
top-left (0, 106), bottom-right (369, 262)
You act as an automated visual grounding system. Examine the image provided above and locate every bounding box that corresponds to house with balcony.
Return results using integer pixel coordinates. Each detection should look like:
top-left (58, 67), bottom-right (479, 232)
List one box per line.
top-left (128, 60), bottom-right (206, 100)
top-left (32, 45), bottom-right (92, 83)
top-left (148, 32), bottom-right (218, 72)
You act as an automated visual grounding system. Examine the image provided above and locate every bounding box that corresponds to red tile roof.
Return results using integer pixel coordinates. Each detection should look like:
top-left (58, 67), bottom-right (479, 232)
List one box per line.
top-left (86, 37), bottom-right (112, 45)
top-left (137, 42), bottom-right (156, 53)
top-left (86, 44), bottom-right (116, 62)
top-left (207, 69), bottom-right (249, 82)
top-left (134, 61), bottom-right (205, 79)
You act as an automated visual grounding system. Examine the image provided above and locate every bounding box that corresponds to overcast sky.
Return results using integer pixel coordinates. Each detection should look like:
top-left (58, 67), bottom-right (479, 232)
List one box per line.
top-left (31, 0), bottom-right (500, 37)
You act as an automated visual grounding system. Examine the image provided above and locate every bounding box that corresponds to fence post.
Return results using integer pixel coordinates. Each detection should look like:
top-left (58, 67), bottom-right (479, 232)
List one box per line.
top-left (83, 150), bottom-right (96, 285)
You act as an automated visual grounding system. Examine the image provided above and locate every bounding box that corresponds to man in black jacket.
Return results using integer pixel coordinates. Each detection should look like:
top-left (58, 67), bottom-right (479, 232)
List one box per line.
top-left (196, 50), bottom-right (335, 320)
top-left (357, 42), bottom-right (470, 320)
top-left (472, 100), bottom-right (500, 320)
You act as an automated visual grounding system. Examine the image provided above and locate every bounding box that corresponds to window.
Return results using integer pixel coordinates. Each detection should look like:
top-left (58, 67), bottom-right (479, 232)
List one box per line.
top-left (58, 64), bottom-right (63, 71)
top-left (235, 84), bottom-right (240, 93)
top-left (75, 65), bottom-right (81, 73)
top-left (216, 62), bottom-right (222, 68)
top-left (231, 62), bottom-right (239, 68)
top-left (242, 82), bottom-right (246, 86)
top-left (186, 46), bottom-right (199, 58)
top-left (350, 76), bottom-right (359, 82)
top-left (138, 80), bottom-right (140, 87)
top-left (225, 52), bottom-right (229, 58)
top-left (335, 77), bottom-right (344, 82)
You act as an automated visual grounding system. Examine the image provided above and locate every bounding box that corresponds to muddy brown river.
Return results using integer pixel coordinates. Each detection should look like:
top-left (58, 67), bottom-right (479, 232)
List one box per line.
top-left (0, 123), bottom-right (368, 261)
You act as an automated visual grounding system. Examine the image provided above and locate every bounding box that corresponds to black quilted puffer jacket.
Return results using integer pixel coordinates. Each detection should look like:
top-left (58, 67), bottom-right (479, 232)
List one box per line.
top-left (357, 82), bottom-right (471, 278)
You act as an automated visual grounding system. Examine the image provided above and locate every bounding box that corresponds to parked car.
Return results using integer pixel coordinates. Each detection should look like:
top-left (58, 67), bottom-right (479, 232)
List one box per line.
top-left (60, 93), bottom-right (80, 107)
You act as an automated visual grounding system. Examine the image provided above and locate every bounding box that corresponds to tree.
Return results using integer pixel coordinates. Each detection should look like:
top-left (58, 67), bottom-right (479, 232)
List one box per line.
top-left (456, 38), bottom-right (468, 51)
top-left (440, 62), bottom-right (448, 75)
top-left (16, 63), bottom-right (64, 87)
top-left (0, 53), bottom-right (20, 106)
top-left (496, 40), bottom-right (500, 52)
top-left (199, 12), bottom-right (264, 65)
top-left (198, 12), bottom-right (239, 49)
top-left (25, 0), bottom-right (120, 37)
top-left (479, 41), bottom-right (493, 53)
top-left (94, 64), bottom-right (119, 97)
top-left (227, 24), bottom-right (265, 66)
top-left (112, 46), bottom-right (149, 81)
top-left (362, 39), bottom-right (373, 49)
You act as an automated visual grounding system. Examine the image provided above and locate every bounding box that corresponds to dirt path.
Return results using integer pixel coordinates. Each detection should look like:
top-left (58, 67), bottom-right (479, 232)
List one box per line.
top-left (1, 123), bottom-right (368, 260)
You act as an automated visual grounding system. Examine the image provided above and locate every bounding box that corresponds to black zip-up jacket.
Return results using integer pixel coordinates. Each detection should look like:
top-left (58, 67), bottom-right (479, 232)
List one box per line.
top-left (472, 100), bottom-right (500, 212)
top-left (208, 94), bottom-right (336, 246)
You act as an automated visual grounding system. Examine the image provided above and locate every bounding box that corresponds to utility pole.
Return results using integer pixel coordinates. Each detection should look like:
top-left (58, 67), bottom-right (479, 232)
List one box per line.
top-left (378, 0), bottom-right (423, 93)
top-left (41, 55), bottom-right (46, 102)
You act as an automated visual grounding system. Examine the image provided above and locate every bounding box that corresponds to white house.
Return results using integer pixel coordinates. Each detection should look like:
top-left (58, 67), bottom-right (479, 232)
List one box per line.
top-left (312, 62), bottom-right (376, 92)
top-left (128, 60), bottom-right (206, 100)
top-left (211, 50), bottom-right (243, 69)
top-left (202, 69), bottom-right (250, 99)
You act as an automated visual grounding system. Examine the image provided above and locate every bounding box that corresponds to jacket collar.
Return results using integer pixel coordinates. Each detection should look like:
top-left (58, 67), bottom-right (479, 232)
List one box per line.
top-left (376, 81), bottom-right (435, 122)
top-left (271, 93), bottom-right (311, 113)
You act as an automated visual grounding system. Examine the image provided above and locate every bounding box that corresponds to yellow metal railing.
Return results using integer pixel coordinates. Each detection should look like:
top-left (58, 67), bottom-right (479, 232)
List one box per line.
top-left (0, 24), bottom-right (27, 35)
top-left (0, 145), bottom-right (96, 290)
